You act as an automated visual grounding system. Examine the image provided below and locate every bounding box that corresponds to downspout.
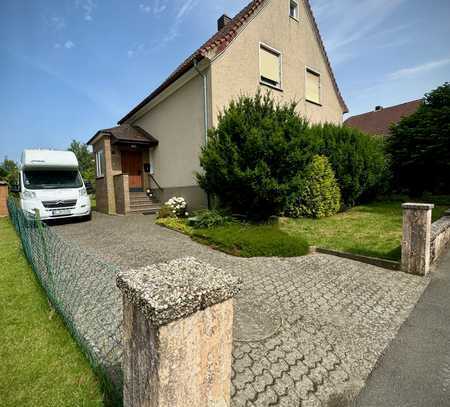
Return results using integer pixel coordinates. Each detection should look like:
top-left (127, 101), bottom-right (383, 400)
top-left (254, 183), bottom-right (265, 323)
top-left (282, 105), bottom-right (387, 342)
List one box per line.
top-left (194, 58), bottom-right (209, 145)
top-left (194, 58), bottom-right (211, 209)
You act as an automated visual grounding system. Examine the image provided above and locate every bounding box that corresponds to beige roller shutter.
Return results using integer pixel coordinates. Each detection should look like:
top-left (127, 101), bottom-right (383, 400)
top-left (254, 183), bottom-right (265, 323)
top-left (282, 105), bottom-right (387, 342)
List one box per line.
top-left (260, 47), bottom-right (280, 84)
top-left (306, 69), bottom-right (320, 104)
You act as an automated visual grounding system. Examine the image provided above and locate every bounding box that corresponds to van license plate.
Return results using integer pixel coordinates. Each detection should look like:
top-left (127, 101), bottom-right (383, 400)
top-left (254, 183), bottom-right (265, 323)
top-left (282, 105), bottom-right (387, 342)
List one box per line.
top-left (52, 209), bottom-right (71, 216)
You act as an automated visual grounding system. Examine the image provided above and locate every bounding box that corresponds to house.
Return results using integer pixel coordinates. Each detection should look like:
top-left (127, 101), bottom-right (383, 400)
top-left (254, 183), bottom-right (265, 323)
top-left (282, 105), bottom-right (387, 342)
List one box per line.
top-left (344, 99), bottom-right (422, 137)
top-left (88, 0), bottom-right (348, 215)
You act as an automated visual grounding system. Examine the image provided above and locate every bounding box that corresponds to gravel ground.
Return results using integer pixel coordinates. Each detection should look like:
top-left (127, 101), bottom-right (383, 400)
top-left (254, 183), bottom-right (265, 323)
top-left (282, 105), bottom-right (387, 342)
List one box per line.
top-left (53, 212), bottom-right (429, 406)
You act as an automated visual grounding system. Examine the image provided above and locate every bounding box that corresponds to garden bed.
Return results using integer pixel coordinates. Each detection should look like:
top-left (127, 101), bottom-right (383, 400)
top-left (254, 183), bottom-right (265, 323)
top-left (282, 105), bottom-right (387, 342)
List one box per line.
top-left (157, 201), bottom-right (448, 262)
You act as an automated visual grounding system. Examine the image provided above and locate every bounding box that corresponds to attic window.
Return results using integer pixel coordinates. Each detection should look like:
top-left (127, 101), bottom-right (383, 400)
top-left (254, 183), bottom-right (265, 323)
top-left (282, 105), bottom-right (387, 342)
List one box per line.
top-left (290, 0), bottom-right (299, 20)
top-left (260, 44), bottom-right (282, 89)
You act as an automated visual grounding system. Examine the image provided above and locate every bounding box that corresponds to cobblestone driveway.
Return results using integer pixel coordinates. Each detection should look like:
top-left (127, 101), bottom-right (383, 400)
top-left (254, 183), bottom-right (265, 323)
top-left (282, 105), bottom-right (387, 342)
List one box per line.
top-left (54, 213), bottom-right (428, 406)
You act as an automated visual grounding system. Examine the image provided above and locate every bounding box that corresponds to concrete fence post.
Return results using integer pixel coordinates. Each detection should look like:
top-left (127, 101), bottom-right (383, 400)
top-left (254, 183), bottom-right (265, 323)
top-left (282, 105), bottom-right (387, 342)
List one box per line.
top-left (117, 257), bottom-right (241, 407)
top-left (401, 203), bottom-right (434, 275)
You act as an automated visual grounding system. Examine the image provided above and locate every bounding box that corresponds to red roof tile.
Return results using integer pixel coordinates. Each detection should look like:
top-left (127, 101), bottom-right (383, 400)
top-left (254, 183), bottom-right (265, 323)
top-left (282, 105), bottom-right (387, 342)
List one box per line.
top-left (118, 0), bottom-right (348, 124)
top-left (344, 100), bottom-right (422, 136)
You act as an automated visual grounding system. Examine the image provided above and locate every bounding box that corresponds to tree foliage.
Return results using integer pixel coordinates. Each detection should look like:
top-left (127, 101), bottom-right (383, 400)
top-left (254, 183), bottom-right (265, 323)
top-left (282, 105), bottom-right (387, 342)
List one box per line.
top-left (0, 157), bottom-right (19, 185)
top-left (387, 82), bottom-right (450, 195)
top-left (198, 92), bottom-right (388, 219)
top-left (68, 140), bottom-right (95, 184)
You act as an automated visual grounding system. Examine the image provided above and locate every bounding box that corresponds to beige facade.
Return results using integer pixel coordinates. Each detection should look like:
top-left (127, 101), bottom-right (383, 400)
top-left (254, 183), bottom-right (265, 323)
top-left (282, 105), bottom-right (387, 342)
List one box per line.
top-left (209, 0), bottom-right (344, 126)
top-left (95, 0), bottom-right (346, 213)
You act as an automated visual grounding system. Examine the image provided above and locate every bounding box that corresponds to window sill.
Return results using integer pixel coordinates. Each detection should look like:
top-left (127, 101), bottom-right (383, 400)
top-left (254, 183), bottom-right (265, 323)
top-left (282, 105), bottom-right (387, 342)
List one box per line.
top-left (306, 99), bottom-right (322, 107)
top-left (96, 176), bottom-right (105, 180)
top-left (289, 16), bottom-right (299, 22)
top-left (260, 81), bottom-right (283, 92)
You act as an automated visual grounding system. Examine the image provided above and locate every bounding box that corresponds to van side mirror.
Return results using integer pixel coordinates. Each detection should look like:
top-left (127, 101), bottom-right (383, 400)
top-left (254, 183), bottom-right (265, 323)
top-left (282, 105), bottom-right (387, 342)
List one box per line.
top-left (85, 181), bottom-right (94, 194)
top-left (10, 184), bottom-right (20, 193)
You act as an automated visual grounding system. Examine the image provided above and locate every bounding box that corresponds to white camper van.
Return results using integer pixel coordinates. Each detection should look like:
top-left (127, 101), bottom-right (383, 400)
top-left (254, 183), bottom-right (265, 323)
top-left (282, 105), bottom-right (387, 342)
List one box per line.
top-left (16, 149), bottom-right (91, 221)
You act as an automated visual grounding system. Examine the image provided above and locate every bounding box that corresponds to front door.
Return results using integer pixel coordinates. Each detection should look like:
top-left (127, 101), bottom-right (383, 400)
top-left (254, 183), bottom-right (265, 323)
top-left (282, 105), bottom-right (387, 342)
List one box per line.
top-left (121, 150), bottom-right (143, 190)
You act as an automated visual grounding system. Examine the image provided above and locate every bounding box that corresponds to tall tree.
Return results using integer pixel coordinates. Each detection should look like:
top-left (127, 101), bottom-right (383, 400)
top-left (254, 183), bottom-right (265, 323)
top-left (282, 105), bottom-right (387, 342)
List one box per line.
top-left (0, 157), bottom-right (19, 185)
top-left (388, 82), bottom-right (450, 195)
top-left (68, 140), bottom-right (95, 184)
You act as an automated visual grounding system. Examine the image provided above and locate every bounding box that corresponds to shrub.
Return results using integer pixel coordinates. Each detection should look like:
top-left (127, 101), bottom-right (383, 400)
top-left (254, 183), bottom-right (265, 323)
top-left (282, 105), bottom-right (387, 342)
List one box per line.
top-left (286, 155), bottom-right (341, 218)
top-left (197, 92), bottom-right (310, 219)
top-left (309, 123), bottom-right (390, 207)
top-left (157, 204), bottom-right (175, 219)
top-left (165, 196), bottom-right (188, 217)
top-left (192, 224), bottom-right (309, 257)
top-left (188, 209), bottom-right (234, 228)
top-left (388, 82), bottom-right (450, 196)
top-left (198, 92), bottom-right (389, 219)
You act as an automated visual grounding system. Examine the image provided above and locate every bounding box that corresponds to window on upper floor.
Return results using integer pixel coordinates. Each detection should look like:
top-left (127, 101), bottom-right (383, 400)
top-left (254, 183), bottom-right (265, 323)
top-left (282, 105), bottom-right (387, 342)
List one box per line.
top-left (290, 0), bottom-right (299, 20)
top-left (260, 44), bottom-right (282, 89)
top-left (305, 68), bottom-right (321, 105)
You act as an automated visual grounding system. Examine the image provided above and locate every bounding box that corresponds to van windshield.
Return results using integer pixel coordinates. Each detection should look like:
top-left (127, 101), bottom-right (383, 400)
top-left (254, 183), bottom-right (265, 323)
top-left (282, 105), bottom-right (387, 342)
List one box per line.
top-left (23, 170), bottom-right (83, 190)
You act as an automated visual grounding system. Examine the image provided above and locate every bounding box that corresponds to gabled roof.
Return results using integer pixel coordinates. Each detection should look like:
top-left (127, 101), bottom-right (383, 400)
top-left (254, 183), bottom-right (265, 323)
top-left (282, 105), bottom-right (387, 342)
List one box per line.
top-left (87, 124), bottom-right (159, 146)
top-left (118, 0), bottom-right (348, 124)
top-left (344, 99), bottom-right (422, 136)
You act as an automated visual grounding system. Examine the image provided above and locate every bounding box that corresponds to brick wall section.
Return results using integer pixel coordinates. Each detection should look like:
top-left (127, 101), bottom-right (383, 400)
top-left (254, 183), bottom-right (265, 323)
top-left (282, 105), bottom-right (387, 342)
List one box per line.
top-left (430, 211), bottom-right (450, 264)
top-left (0, 183), bottom-right (8, 217)
top-left (114, 174), bottom-right (130, 215)
top-left (93, 137), bottom-right (116, 215)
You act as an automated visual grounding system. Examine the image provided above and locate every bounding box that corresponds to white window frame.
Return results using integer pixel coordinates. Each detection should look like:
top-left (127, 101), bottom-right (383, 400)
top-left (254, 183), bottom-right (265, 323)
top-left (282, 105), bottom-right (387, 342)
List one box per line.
top-left (96, 149), bottom-right (105, 178)
top-left (289, 0), bottom-right (299, 21)
top-left (259, 42), bottom-right (283, 91)
top-left (305, 67), bottom-right (321, 106)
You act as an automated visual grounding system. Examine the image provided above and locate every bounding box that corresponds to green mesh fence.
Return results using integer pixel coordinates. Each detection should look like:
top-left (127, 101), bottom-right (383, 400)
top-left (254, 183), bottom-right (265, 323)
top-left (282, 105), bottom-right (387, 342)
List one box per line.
top-left (8, 197), bottom-right (123, 405)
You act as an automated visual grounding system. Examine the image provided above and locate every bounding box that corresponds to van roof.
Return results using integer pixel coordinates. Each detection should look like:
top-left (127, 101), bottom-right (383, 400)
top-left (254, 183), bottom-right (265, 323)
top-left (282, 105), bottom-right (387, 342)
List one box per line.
top-left (21, 150), bottom-right (79, 170)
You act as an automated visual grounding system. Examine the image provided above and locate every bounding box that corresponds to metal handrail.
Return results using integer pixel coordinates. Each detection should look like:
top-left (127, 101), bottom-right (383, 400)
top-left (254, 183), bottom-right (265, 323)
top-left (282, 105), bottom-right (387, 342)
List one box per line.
top-left (149, 173), bottom-right (163, 192)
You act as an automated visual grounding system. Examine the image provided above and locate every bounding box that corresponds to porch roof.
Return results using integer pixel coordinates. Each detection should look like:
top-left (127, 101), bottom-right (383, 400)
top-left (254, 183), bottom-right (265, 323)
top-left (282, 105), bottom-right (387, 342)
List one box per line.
top-left (87, 124), bottom-right (159, 147)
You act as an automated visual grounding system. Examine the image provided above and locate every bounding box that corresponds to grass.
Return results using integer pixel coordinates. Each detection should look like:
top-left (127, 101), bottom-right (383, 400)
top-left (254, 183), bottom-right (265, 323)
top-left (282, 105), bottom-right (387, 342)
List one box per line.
top-left (157, 200), bottom-right (449, 262)
top-left (282, 201), bottom-right (448, 261)
top-left (157, 218), bottom-right (309, 257)
top-left (0, 217), bottom-right (104, 407)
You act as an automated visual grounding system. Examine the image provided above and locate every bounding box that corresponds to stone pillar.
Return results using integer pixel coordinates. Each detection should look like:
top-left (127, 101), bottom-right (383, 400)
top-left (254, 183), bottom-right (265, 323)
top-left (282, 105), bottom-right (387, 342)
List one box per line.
top-left (0, 181), bottom-right (8, 217)
top-left (402, 203), bottom-right (434, 275)
top-left (117, 257), bottom-right (241, 407)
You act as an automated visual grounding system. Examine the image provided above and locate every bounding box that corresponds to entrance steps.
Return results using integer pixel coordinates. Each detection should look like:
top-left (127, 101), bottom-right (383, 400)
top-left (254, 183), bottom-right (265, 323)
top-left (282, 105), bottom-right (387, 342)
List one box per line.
top-left (129, 192), bottom-right (161, 215)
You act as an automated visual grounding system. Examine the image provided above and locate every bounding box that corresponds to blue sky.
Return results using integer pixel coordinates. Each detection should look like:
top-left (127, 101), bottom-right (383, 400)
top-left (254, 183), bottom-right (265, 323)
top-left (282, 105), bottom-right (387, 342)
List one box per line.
top-left (1, 0), bottom-right (449, 162)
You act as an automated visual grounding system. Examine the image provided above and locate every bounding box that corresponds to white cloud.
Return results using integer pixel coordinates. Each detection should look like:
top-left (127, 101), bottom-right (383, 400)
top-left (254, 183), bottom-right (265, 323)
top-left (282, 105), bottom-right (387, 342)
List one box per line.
top-left (139, 4), bottom-right (152, 13)
top-left (50, 16), bottom-right (66, 30)
top-left (388, 58), bottom-right (450, 80)
top-left (127, 43), bottom-right (145, 58)
top-left (64, 40), bottom-right (75, 49)
top-left (76, 0), bottom-right (96, 21)
top-left (176, 0), bottom-right (199, 20)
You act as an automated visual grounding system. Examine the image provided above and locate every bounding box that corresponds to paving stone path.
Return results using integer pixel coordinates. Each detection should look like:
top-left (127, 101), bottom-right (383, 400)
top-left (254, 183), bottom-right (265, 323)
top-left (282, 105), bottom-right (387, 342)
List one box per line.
top-left (54, 213), bottom-right (428, 406)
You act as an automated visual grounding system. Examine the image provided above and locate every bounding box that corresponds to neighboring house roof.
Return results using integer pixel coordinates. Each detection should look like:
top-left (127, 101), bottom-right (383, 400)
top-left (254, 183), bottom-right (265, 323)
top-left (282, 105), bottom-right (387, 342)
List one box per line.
top-left (344, 100), bottom-right (422, 136)
top-left (87, 124), bottom-right (159, 146)
top-left (118, 0), bottom-right (348, 125)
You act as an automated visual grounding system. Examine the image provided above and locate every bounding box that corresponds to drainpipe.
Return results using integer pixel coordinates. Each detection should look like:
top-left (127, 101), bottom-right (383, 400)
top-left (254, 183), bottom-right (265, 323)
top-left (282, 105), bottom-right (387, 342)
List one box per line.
top-left (194, 59), bottom-right (209, 145)
top-left (194, 58), bottom-right (211, 209)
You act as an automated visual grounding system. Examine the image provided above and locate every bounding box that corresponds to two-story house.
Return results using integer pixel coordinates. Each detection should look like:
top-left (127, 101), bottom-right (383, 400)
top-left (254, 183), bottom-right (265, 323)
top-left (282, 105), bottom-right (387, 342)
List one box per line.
top-left (88, 0), bottom-right (348, 215)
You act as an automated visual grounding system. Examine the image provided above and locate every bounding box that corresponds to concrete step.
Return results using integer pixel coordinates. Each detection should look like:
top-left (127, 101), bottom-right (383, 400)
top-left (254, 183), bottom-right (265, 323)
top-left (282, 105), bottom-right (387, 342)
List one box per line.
top-left (129, 206), bottom-right (161, 214)
top-left (129, 198), bottom-right (159, 205)
top-left (130, 202), bottom-right (161, 209)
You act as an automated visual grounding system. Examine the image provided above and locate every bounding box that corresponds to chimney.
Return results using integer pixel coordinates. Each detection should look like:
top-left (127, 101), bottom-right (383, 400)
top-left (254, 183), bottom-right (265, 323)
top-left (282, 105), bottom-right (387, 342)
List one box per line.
top-left (375, 105), bottom-right (383, 112)
top-left (217, 14), bottom-right (232, 31)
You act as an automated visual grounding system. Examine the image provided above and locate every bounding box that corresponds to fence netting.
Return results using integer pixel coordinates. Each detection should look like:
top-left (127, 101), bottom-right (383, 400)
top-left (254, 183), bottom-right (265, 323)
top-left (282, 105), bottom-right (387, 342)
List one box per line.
top-left (8, 197), bottom-right (123, 405)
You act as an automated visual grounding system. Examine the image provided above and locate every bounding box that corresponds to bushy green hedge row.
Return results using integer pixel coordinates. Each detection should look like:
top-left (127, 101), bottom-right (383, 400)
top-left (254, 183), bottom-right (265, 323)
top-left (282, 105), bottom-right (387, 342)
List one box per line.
top-left (197, 92), bottom-right (389, 219)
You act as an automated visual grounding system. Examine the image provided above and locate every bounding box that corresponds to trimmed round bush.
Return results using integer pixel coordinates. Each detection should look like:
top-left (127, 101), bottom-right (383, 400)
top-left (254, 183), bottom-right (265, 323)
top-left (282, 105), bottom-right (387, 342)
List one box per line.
top-left (286, 155), bottom-right (341, 218)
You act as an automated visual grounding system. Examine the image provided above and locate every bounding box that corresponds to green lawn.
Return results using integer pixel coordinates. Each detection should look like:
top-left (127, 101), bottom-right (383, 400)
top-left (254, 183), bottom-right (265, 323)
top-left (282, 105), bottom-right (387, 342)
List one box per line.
top-left (158, 201), bottom-right (448, 262)
top-left (282, 201), bottom-right (447, 261)
top-left (0, 218), bottom-right (104, 407)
